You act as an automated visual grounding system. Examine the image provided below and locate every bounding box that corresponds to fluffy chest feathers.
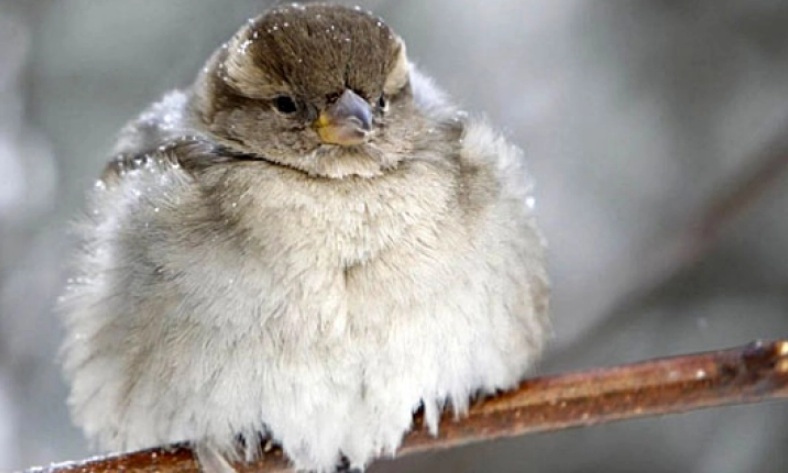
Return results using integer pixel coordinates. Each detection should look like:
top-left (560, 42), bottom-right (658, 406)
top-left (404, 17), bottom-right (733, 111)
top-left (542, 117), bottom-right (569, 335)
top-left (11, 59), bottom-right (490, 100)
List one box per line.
top-left (106, 150), bottom-right (480, 346)
top-left (218, 157), bottom-right (465, 268)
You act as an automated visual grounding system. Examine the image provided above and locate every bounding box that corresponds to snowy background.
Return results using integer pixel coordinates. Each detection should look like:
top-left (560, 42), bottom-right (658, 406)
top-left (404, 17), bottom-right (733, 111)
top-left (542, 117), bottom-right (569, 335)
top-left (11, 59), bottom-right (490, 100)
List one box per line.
top-left (1, 1), bottom-right (787, 472)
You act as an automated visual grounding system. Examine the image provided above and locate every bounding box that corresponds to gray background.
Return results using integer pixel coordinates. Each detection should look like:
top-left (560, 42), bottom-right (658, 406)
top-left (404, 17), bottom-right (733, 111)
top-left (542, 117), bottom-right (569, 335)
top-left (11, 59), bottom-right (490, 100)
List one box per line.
top-left (1, 1), bottom-right (787, 472)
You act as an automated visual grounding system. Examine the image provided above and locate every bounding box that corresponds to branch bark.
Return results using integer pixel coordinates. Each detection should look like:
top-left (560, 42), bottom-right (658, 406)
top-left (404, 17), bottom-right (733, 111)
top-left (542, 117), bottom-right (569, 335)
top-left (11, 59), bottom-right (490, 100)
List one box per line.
top-left (29, 339), bottom-right (788, 473)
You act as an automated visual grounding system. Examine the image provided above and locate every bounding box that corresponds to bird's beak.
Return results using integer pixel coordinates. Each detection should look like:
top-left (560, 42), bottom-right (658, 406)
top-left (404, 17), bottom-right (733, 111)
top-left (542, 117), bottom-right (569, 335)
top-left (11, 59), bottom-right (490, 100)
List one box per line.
top-left (314, 89), bottom-right (373, 146)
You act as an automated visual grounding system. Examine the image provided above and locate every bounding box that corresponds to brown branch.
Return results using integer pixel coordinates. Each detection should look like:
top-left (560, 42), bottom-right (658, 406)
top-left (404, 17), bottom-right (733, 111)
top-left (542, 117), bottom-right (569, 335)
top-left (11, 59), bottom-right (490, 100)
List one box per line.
top-left (29, 339), bottom-right (788, 473)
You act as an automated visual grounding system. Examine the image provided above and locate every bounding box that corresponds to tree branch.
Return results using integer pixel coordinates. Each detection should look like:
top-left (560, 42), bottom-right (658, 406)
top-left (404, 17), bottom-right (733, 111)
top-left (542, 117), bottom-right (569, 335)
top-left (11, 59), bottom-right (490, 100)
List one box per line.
top-left (29, 339), bottom-right (788, 473)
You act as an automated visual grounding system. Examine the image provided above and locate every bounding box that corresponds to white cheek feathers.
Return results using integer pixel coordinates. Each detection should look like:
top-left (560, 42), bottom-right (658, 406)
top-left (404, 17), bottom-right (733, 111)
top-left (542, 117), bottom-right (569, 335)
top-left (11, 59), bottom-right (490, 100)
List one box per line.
top-left (384, 37), bottom-right (410, 95)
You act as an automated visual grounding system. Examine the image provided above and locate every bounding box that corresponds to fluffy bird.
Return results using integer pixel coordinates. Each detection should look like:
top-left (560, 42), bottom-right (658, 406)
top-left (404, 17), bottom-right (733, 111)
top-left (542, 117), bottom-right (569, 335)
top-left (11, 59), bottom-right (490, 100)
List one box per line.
top-left (60, 3), bottom-right (550, 472)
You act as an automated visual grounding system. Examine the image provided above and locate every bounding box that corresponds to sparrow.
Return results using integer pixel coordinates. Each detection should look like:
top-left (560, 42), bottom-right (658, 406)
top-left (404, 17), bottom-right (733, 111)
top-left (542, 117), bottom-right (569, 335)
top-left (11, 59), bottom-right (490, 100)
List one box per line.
top-left (59, 3), bottom-right (550, 472)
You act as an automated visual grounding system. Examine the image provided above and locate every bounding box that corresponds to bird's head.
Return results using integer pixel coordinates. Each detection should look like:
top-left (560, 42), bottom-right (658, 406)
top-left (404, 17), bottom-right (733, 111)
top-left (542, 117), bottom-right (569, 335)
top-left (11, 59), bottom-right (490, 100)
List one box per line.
top-left (190, 3), bottom-right (420, 178)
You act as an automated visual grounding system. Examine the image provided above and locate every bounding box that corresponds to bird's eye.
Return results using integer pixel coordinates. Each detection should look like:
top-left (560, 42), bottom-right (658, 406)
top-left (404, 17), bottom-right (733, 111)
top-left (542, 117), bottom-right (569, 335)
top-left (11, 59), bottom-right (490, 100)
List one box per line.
top-left (273, 96), bottom-right (298, 114)
top-left (377, 95), bottom-right (388, 112)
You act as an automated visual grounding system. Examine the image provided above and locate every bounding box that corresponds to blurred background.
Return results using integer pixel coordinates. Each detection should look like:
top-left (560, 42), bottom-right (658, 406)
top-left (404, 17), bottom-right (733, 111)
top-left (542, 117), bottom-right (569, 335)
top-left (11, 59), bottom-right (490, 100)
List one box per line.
top-left (1, 1), bottom-right (787, 471)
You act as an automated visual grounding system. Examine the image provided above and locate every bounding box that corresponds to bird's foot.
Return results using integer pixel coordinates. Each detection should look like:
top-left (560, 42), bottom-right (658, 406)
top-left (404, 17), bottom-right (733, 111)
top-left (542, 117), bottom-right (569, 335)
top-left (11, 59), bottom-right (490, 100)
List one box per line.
top-left (335, 456), bottom-right (364, 473)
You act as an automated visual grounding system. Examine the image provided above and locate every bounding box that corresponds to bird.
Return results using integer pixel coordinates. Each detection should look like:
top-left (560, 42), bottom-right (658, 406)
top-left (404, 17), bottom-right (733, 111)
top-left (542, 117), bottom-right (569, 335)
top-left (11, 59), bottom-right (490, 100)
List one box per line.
top-left (59, 3), bottom-right (550, 472)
